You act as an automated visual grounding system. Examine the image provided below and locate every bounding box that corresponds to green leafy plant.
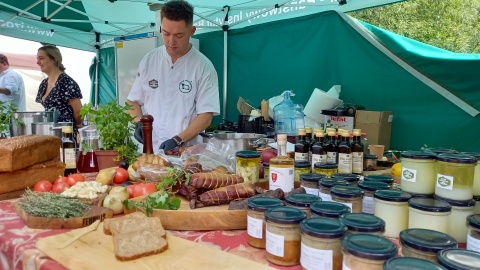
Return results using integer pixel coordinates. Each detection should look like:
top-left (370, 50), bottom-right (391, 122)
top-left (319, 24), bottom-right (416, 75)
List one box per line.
top-left (80, 101), bottom-right (139, 164)
top-left (0, 100), bottom-right (20, 136)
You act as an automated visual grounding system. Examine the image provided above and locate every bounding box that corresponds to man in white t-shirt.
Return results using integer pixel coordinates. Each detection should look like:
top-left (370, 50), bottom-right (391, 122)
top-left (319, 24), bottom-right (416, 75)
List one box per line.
top-left (0, 54), bottom-right (26, 112)
top-left (127, 0), bottom-right (219, 151)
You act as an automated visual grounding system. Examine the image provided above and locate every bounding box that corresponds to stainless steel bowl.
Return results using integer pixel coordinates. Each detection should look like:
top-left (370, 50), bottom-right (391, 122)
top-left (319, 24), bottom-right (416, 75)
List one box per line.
top-left (202, 132), bottom-right (271, 151)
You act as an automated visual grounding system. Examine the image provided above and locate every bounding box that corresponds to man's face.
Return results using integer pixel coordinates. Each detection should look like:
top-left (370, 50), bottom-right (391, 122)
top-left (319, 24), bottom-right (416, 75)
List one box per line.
top-left (161, 17), bottom-right (196, 60)
top-left (0, 61), bottom-right (8, 73)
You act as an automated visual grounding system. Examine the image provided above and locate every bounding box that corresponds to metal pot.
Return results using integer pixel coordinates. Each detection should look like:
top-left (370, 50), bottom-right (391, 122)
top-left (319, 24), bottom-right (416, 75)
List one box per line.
top-left (10, 111), bottom-right (58, 136)
top-left (31, 122), bottom-right (62, 138)
top-left (202, 132), bottom-right (271, 151)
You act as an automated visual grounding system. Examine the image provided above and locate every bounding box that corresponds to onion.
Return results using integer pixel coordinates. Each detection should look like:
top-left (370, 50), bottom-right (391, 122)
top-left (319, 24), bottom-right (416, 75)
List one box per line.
top-left (103, 195), bottom-right (124, 214)
top-left (108, 186), bottom-right (129, 201)
top-left (261, 149), bottom-right (277, 163)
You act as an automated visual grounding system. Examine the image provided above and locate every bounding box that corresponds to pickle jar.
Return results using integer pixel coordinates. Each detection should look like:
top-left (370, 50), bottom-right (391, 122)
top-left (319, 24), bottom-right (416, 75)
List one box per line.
top-left (358, 181), bottom-right (390, 214)
top-left (364, 174), bottom-right (394, 188)
top-left (408, 198), bottom-right (452, 234)
top-left (300, 173), bottom-right (325, 196)
top-left (236, 151), bottom-right (261, 183)
top-left (384, 257), bottom-right (447, 270)
top-left (300, 218), bottom-right (347, 270)
top-left (338, 213), bottom-right (386, 236)
top-left (437, 248), bottom-right (480, 270)
top-left (434, 153), bottom-right (476, 201)
top-left (400, 151), bottom-right (438, 194)
top-left (263, 162), bottom-right (270, 179)
top-left (461, 152), bottom-right (480, 197)
top-left (374, 190), bottom-right (412, 238)
top-left (285, 193), bottom-right (321, 218)
top-left (364, 154), bottom-right (378, 171)
top-left (466, 214), bottom-right (480, 252)
top-left (314, 163), bottom-right (338, 177)
top-left (342, 234), bottom-right (398, 270)
top-left (265, 206), bottom-right (307, 266)
top-left (434, 195), bottom-right (475, 243)
top-left (247, 197), bottom-right (284, 249)
top-left (330, 186), bottom-right (364, 213)
top-left (318, 177), bottom-right (349, 202)
top-left (294, 161), bottom-right (311, 182)
top-left (310, 201), bottom-right (351, 219)
top-left (400, 229), bottom-right (457, 263)
top-left (331, 173), bottom-right (361, 186)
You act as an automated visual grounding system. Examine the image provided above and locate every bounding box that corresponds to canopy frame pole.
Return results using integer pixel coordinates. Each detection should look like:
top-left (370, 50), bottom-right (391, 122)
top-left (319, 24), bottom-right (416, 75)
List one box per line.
top-left (1, 0), bottom-right (42, 24)
top-left (94, 32), bottom-right (100, 106)
top-left (46, 0), bottom-right (72, 20)
top-left (222, 6), bottom-right (229, 121)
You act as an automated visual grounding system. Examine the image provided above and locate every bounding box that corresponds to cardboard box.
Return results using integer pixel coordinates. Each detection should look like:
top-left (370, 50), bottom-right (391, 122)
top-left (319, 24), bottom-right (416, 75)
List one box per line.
top-left (355, 110), bottom-right (394, 149)
top-left (323, 115), bottom-right (355, 131)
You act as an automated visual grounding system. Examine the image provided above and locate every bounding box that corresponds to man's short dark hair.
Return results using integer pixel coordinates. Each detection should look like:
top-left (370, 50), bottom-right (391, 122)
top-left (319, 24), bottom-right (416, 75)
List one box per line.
top-left (0, 54), bottom-right (9, 65)
top-left (161, 0), bottom-right (194, 26)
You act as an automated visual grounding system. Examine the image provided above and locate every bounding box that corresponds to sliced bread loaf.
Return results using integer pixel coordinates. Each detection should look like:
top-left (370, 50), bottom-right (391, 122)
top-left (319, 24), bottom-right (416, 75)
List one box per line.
top-left (114, 230), bottom-right (168, 261)
top-left (103, 212), bottom-right (146, 235)
top-left (109, 216), bottom-right (166, 239)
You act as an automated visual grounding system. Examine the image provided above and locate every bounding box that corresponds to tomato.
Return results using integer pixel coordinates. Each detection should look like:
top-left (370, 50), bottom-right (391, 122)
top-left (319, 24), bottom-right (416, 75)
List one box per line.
top-left (67, 173), bottom-right (85, 187)
top-left (126, 185), bottom-right (136, 199)
top-left (51, 181), bottom-right (70, 193)
top-left (132, 183), bottom-right (157, 198)
top-left (54, 176), bottom-right (68, 185)
top-left (113, 168), bottom-right (129, 184)
top-left (34, 180), bottom-right (53, 192)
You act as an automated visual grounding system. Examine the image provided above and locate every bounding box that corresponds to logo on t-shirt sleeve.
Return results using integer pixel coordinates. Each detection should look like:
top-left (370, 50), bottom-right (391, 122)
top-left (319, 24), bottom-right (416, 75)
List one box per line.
top-left (179, 80), bottom-right (192, 93)
top-left (149, 79), bottom-right (158, 89)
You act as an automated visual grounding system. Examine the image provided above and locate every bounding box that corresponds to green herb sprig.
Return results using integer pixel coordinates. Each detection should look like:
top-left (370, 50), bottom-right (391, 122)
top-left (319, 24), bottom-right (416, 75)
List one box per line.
top-left (17, 189), bottom-right (90, 218)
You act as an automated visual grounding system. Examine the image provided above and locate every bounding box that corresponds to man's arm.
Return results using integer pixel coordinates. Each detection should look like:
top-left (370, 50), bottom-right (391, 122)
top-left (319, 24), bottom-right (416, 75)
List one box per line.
top-left (0, 87), bottom-right (12, 95)
top-left (177, 112), bottom-right (213, 143)
top-left (127, 100), bottom-right (143, 123)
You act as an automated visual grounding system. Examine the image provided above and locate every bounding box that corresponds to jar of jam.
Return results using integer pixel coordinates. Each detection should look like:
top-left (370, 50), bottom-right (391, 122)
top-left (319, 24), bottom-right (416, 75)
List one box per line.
top-left (435, 153), bottom-right (476, 201)
top-left (408, 198), bottom-right (452, 233)
top-left (374, 190), bottom-right (412, 238)
top-left (299, 173), bottom-right (325, 196)
top-left (247, 197), bottom-right (284, 249)
top-left (342, 234), bottom-right (397, 270)
top-left (314, 163), bottom-right (338, 177)
top-left (400, 228), bottom-right (457, 263)
top-left (331, 173), bottom-right (361, 187)
top-left (364, 174), bottom-right (394, 188)
top-left (236, 151), bottom-right (261, 183)
top-left (437, 248), bottom-right (480, 270)
top-left (318, 177), bottom-right (349, 202)
top-left (358, 181), bottom-right (390, 214)
top-left (400, 151), bottom-right (437, 194)
top-left (310, 201), bottom-right (351, 219)
top-left (434, 195), bottom-right (475, 243)
top-left (338, 213), bottom-right (386, 236)
top-left (285, 193), bottom-right (321, 218)
top-left (330, 186), bottom-right (364, 213)
top-left (364, 154), bottom-right (378, 171)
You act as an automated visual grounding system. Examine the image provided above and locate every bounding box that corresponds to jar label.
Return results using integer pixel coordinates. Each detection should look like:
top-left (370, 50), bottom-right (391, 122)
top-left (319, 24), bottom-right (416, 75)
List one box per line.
top-left (266, 230), bottom-right (284, 257)
top-left (301, 185), bottom-right (319, 196)
top-left (343, 262), bottom-right (353, 270)
top-left (467, 234), bottom-right (480, 252)
top-left (270, 167), bottom-right (294, 192)
top-left (300, 242), bottom-right (333, 270)
top-left (402, 167), bottom-right (417, 183)
top-left (327, 152), bottom-right (337, 164)
top-left (339, 202), bottom-right (352, 212)
top-left (352, 152), bottom-right (363, 174)
top-left (247, 215), bottom-right (263, 239)
top-left (319, 192), bottom-right (332, 202)
top-left (338, 153), bottom-right (352, 174)
top-left (311, 154), bottom-right (327, 170)
top-left (436, 173), bottom-right (454, 190)
top-left (295, 152), bottom-right (309, 162)
top-left (64, 148), bottom-right (76, 169)
top-left (362, 196), bottom-right (374, 214)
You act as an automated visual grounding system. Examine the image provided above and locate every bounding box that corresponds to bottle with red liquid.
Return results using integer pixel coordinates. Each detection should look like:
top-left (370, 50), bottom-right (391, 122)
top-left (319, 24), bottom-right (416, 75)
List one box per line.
top-left (76, 128), bottom-right (99, 173)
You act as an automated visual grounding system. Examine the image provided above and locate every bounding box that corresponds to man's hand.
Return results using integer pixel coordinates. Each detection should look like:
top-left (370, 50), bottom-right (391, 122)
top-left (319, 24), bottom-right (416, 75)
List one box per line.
top-left (159, 138), bottom-right (179, 152)
top-left (134, 122), bottom-right (143, 144)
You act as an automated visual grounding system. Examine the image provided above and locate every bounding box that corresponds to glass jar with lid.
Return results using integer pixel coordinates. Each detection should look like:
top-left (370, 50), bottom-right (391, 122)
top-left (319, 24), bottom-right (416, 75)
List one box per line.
top-left (300, 218), bottom-right (347, 270)
top-left (247, 197), bottom-right (284, 249)
top-left (318, 177), bottom-right (348, 202)
top-left (435, 153), bottom-right (476, 201)
top-left (474, 196), bottom-right (480, 215)
top-left (374, 190), bottom-right (412, 238)
top-left (461, 152), bottom-right (480, 197)
top-left (383, 257), bottom-right (447, 270)
top-left (300, 173), bottom-right (325, 196)
top-left (400, 228), bottom-right (457, 263)
top-left (358, 181), bottom-right (390, 214)
top-left (363, 174), bottom-right (394, 188)
top-left (400, 151), bottom-right (437, 194)
top-left (330, 186), bottom-right (364, 213)
top-left (294, 161), bottom-right (311, 182)
top-left (314, 163), bottom-right (337, 177)
top-left (331, 173), bottom-right (361, 186)
top-left (364, 154), bottom-right (378, 171)
top-left (338, 213), bottom-right (385, 236)
top-left (263, 162), bottom-right (270, 179)
top-left (437, 248), bottom-right (480, 270)
top-left (236, 150), bottom-right (261, 183)
top-left (408, 198), bottom-right (452, 233)
top-left (265, 206), bottom-right (306, 266)
top-left (434, 195), bottom-right (475, 243)
top-left (284, 193), bottom-right (321, 218)
top-left (310, 201), bottom-right (351, 220)
top-left (466, 214), bottom-right (480, 252)
top-left (342, 234), bottom-right (398, 270)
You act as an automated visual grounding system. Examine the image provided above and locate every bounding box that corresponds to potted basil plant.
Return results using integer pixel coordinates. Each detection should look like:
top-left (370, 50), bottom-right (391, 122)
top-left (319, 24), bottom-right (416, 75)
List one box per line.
top-left (0, 100), bottom-right (20, 138)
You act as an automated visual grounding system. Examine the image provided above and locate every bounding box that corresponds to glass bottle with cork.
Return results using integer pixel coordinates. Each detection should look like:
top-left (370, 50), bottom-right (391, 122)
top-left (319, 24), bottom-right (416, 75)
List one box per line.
top-left (351, 129), bottom-right (364, 175)
top-left (62, 125), bottom-right (77, 176)
top-left (305, 127), bottom-right (312, 144)
top-left (269, 134), bottom-right (295, 192)
top-left (311, 130), bottom-right (327, 171)
top-left (338, 130), bottom-right (352, 174)
top-left (325, 130), bottom-right (338, 164)
top-left (294, 128), bottom-right (309, 162)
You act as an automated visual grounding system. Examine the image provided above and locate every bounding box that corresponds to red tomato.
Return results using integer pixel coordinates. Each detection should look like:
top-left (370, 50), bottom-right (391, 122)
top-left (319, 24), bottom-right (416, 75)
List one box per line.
top-left (67, 173), bottom-right (85, 187)
top-left (51, 181), bottom-right (70, 193)
top-left (132, 183), bottom-right (157, 198)
top-left (54, 176), bottom-right (68, 185)
top-left (34, 180), bottom-right (53, 192)
top-left (126, 185), bottom-right (136, 199)
top-left (113, 168), bottom-right (129, 184)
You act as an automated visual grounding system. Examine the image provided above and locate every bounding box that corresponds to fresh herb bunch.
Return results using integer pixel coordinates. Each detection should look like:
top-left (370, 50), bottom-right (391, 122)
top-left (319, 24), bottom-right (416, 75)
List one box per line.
top-left (0, 100), bottom-right (20, 136)
top-left (17, 189), bottom-right (90, 218)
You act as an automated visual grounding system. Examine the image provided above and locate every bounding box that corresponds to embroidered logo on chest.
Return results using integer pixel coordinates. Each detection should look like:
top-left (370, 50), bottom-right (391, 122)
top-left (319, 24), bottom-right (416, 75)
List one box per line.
top-left (149, 79), bottom-right (158, 89)
top-left (179, 80), bottom-right (192, 93)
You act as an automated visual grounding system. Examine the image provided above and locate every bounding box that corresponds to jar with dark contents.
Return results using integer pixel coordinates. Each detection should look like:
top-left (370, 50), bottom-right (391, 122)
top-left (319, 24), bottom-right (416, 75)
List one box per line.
top-left (358, 181), bottom-right (390, 214)
top-left (300, 173), bottom-right (326, 196)
top-left (330, 186), bottom-right (364, 213)
top-left (338, 213), bottom-right (386, 236)
top-left (364, 154), bottom-right (378, 171)
top-left (265, 206), bottom-right (306, 266)
top-left (247, 197), bottom-right (284, 249)
top-left (342, 234), bottom-right (398, 270)
top-left (310, 201), bottom-right (351, 219)
top-left (331, 173), bottom-right (361, 187)
top-left (285, 193), bottom-right (321, 218)
top-left (318, 177), bottom-right (349, 202)
top-left (364, 174), bottom-right (394, 188)
top-left (314, 163), bottom-right (338, 177)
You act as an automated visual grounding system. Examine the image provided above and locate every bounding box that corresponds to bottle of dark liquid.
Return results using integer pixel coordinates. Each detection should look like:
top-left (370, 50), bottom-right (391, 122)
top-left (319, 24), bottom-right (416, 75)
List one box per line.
top-left (294, 128), bottom-right (309, 162)
top-left (305, 127), bottom-right (312, 145)
top-left (325, 131), bottom-right (337, 164)
top-left (351, 129), bottom-right (364, 175)
top-left (337, 131), bottom-right (352, 174)
top-left (311, 130), bottom-right (327, 171)
top-left (62, 126), bottom-right (77, 176)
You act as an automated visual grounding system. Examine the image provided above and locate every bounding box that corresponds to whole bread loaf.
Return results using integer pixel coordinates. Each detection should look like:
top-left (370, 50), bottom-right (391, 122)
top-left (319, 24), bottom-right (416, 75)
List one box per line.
top-left (0, 135), bottom-right (61, 172)
top-left (114, 230), bottom-right (168, 261)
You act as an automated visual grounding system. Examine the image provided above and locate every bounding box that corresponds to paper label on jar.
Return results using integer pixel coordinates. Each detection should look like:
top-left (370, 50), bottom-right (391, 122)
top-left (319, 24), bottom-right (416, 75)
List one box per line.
top-left (300, 242), bottom-right (333, 270)
top-left (247, 216), bottom-right (263, 239)
top-left (338, 202), bottom-right (353, 212)
top-left (352, 152), bottom-right (363, 174)
top-left (266, 230), bottom-right (284, 257)
top-left (343, 262), bottom-right (353, 270)
top-left (270, 167), bottom-right (294, 192)
top-left (402, 167), bottom-right (417, 182)
top-left (295, 152), bottom-right (309, 162)
top-left (362, 196), bottom-right (374, 214)
top-left (64, 148), bottom-right (76, 169)
top-left (436, 173), bottom-right (454, 190)
top-left (327, 152), bottom-right (337, 164)
top-left (319, 192), bottom-right (332, 202)
top-left (311, 154), bottom-right (327, 170)
top-left (301, 186), bottom-right (319, 196)
top-left (467, 234), bottom-right (480, 252)
top-left (338, 153), bottom-right (352, 174)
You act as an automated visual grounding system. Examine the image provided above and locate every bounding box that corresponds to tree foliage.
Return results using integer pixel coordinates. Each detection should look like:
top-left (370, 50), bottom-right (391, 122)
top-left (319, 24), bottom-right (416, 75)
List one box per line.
top-left (349, 0), bottom-right (480, 53)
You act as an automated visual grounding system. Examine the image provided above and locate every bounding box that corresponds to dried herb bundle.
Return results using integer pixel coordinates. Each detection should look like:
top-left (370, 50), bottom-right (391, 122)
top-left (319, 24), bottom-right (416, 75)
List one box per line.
top-left (17, 189), bottom-right (90, 218)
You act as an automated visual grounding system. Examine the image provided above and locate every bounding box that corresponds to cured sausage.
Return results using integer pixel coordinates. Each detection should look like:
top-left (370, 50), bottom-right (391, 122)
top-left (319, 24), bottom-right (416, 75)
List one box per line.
top-left (189, 173), bottom-right (244, 189)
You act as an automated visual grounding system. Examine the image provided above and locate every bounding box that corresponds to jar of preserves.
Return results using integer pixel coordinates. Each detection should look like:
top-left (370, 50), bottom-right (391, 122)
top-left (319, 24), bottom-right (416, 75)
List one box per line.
top-left (434, 195), bottom-right (475, 243)
top-left (400, 151), bottom-right (437, 194)
top-left (437, 248), bottom-right (480, 270)
top-left (263, 162), bottom-right (270, 179)
top-left (330, 186), bottom-right (364, 213)
top-left (400, 228), bottom-right (457, 263)
top-left (300, 173), bottom-right (325, 196)
top-left (247, 197), bottom-right (284, 249)
top-left (265, 206), bottom-right (306, 266)
top-left (374, 190), bottom-right (412, 238)
top-left (294, 161), bottom-right (311, 182)
top-left (300, 218), bottom-right (347, 270)
top-left (358, 181), bottom-right (390, 214)
top-left (338, 213), bottom-right (385, 235)
top-left (314, 163), bottom-right (338, 177)
top-left (408, 198), bottom-right (452, 233)
top-left (318, 177), bottom-right (348, 202)
top-left (342, 234), bottom-right (397, 270)
top-left (461, 152), bottom-right (480, 197)
top-left (466, 214), bottom-right (480, 252)
top-left (310, 201), bottom-right (351, 219)
top-left (331, 173), bottom-right (361, 187)
top-left (285, 193), bottom-right (321, 218)
top-left (236, 151), bottom-right (261, 183)
top-left (435, 153), bottom-right (476, 201)
top-left (364, 154), bottom-right (378, 171)
top-left (383, 257), bottom-right (447, 270)
top-left (363, 174), bottom-right (394, 188)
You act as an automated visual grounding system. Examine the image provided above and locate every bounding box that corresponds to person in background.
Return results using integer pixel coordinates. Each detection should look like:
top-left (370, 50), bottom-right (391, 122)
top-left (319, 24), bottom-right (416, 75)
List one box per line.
top-left (0, 54), bottom-right (26, 112)
top-left (127, 0), bottom-right (220, 151)
top-left (35, 45), bottom-right (83, 134)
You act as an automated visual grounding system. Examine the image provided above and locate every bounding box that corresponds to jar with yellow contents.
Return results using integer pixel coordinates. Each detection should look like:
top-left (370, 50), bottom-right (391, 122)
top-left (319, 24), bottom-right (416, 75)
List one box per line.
top-left (236, 151), bottom-right (261, 183)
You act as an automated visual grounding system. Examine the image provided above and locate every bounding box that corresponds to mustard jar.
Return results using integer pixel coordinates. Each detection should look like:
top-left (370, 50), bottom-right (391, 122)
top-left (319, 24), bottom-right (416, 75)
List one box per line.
top-left (310, 201), bottom-right (351, 219)
top-left (342, 234), bottom-right (398, 270)
top-left (299, 173), bottom-right (326, 196)
top-left (284, 193), bottom-right (321, 218)
top-left (400, 228), bottom-right (457, 263)
top-left (331, 173), bottom-right (361, 186)
top-left (338, 212), bottom-right (386, 236)
top-left (236, 151), bottom-right (261, 183)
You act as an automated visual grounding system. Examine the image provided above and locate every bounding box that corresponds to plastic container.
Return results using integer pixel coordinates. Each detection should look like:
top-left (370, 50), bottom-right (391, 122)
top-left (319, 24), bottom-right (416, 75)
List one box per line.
top-left (314, 163), bottom-right (337, 177)
top-left (400, 151), bottom-right (437, 194)
top-left (363, 154), bottom-right (378, 171)
top-left (331, 173), bottom-right (361, 186)
top-left (284, 193), bottom-right (321, 218)
top-left (400, 228), bottom-right (457, 263)
top-left (434, 195), bottom-right (475, 243)
top-left (358, 181), bottom-right (390, 214)
top-left (273, 90), bottom-right (305, 143)
top-left (466, 214), bottom-right (480, 252)
top-left (338, 213), bottom-right (385, 235)
top-left (265, 206), bottom-right (306, 266)
top-left (461, 152), bottom-right (480, 196)
top-left (437, 248), bottom-right (480, 270)
top-left (363, 174), bottom-right (394, 187)
top-left (247, 197), bottom-right (284, 249)
top-left (374, 190), bottom-right (412, 238)
top-left (435, 153), bottom-right (476, 200)
top-left (408, 198), bottom-right (452, 233)
top-left (330, 186), bottom-right (364, 213)
top-left (299, 173), bottom-right (325, 196)
top-left (342, 234), bottom-right (397, 270)
top-left (236, 151), bottom-right (261, 183)
top-left (300, 218), bottom-right (347, 270)
top-left (383, 257), bottom-right (447, 270)
top-left (318, 177), bottom-right (348, 202)
top-left (310, 201), bottom-right (351, 219)
top-left (294, 161), bottom-right (311, 182)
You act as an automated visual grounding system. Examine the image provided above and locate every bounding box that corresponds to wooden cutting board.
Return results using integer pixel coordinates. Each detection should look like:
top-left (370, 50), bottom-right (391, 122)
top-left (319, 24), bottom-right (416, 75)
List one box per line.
top-left (36, 223), bottom-right (274, 270)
